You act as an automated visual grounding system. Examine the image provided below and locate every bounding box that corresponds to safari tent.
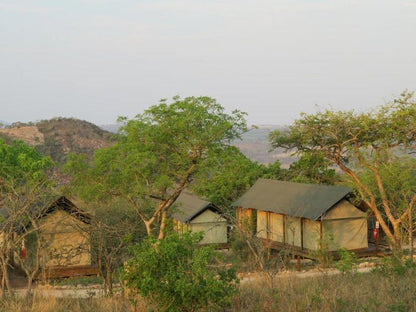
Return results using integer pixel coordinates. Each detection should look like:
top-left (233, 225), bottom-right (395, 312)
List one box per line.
top-left (172, 192), bottom-right (228, 245)
top-left (31, 196), bottom-right (92, 270)
top-left (234, 179), bottom-right (368, 253)
top-left (1, 196), bottom-right (96, 278)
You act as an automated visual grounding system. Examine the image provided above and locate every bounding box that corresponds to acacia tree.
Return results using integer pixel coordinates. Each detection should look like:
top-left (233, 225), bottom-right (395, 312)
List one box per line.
top-left (0, 139), bottom-right (53, 295)
top-left (65, 96), bottom-right (247, 240)
top-left (269, 91), bottom-right (416, 249)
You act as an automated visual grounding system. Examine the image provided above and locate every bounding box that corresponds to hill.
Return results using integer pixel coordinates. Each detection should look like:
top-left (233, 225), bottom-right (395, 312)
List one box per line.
top-left (0, 118), bottom-right (113, 165)
top-left (234, 125), bottom-right (296, 167)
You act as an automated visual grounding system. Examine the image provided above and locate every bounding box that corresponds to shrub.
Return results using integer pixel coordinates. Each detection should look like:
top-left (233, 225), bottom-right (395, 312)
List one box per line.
top-left (124, 232), bottom-right (239, 312)
top-left (335, 249), bottom-right (358, 273)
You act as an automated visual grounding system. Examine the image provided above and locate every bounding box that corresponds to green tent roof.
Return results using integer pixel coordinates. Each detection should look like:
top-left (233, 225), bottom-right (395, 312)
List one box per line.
top-left (232, 179), bottom-right (352, 220)
top-left (171, 191), bottom-right (218, 223)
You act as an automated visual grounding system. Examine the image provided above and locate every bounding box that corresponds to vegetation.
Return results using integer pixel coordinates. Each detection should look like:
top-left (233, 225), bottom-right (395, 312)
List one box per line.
top-left (65, 96), bottom-right (247, 239)
top-left (0, 138), bottom-right (54, 295)
top-left (1, 92), bottom-right (415, 310)
top-left (36, 117), bottom-right (113, 164)
top-left (270, 91), bottom-right (416, 249)
top-left (89, 200), bottom-right (144, 295)
top-left (124, 232), bottom-right (239, 312)
top-left (235, 265), bottom-right (416, 312)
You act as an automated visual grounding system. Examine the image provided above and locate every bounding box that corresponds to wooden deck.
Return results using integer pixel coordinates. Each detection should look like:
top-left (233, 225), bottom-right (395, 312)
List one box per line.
top-left (38, 265), bottom-right (100, 279)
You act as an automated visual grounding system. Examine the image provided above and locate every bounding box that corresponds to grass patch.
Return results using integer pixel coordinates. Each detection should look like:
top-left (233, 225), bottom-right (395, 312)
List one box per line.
top-left (235, 266), bottom-right (416, 312)
top-left (0, 296), bottom-right (134, 312)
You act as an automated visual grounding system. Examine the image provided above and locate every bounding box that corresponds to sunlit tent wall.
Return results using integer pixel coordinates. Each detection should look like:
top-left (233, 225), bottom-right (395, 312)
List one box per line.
top-left (17, 196), bottom-right (95, 277)
top-left (172, 192), bottom-right (228, 245)
top-left (234, 179), bottom-right (368, 252)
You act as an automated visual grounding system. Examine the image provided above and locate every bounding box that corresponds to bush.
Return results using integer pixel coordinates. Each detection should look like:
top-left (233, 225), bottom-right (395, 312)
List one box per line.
top-left (124, 232), bottom-right (239, 312)
top-left (335, 249), bottom-right (358, 273)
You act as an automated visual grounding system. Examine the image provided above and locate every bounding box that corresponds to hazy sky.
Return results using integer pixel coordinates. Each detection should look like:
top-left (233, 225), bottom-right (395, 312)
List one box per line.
top-left (1, 0), bottom-right (415, 126)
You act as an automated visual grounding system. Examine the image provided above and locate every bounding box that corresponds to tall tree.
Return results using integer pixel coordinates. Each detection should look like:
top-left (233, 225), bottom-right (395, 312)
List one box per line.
top-left (269, 91), bottom-right (416, 249)
top-left (65, 96), bottom-right (247, 239)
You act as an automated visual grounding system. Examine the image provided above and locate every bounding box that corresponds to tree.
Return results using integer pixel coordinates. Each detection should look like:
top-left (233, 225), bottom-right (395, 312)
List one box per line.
top-left (282, 152), bottom-right (338, 185)
top-left (191, 146), bottom-right (269, 211)
top-left (0, 139), bottom-right (54, 295)
top-left (269, 91), bottom-right (416, 249)
top-left (89, 199), bottom-right (144, 296)
top-left (65, 96), bottom-right (247, 240)
top-left (124, 232), bottom-right (238, 312)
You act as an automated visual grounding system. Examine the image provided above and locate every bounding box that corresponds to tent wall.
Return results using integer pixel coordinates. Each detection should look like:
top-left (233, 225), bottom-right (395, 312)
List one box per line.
top-left (303, 219), bottom-right (321, 250)
top-left (322, 199), bottom-right (368, 251)
top-left (37, 210), bottom-right (91, 267)
top-left (189, 210), bottom-right (228, 245)
top-left (257, 211), bottom-right (268, 239)
top-left (324, 200), bottom-right (366, 219)
top-left (257, 211), bottom-right (284, 242)
top-left (270, 213), bottom-right (284, 242)
top-left (323, 218), bottom-right (368, 251)
top-left (236, 207), bottom-right (254, 233)
top-left (285, 216), bottom-right (302, 248)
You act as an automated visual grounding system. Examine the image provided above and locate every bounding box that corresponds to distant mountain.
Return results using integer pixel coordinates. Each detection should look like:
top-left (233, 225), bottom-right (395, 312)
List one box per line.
top-left (100, 123), bottom-right (122, 133)
top-left (234, 125), bottom-right (296, 166)
top-left (0, 120), bottom-right (10, 127)
top-left (0, 118), bottom-right (113, 165)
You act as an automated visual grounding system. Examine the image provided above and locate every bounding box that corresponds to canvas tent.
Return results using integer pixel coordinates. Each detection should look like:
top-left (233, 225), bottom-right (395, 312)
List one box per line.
top-left (172, 192), bottom-right (228, 245)
top-left (1, 196), bottom-right (97, 278)
top-left (233, 179), bottom-right (368, 252)
top-left (30, 196), bottom-right (92, 268)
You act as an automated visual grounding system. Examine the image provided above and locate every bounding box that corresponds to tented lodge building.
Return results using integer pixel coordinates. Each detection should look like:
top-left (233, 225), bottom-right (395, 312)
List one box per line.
top-left (234, 179), bottom-right (368, 253)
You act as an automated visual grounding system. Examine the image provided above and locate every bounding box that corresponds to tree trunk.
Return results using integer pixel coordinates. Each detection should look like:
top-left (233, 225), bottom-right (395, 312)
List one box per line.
top-left (158, 211), bottom-right (167, 240)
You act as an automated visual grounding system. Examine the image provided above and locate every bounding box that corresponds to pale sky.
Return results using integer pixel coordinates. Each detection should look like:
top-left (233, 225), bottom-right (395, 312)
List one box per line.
top-left (1, 0), bottom-right (415, 126)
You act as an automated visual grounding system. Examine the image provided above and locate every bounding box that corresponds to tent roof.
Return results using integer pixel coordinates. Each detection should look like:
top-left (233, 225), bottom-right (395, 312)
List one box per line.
top-left (44, 196), bottom-right (91, 224)
top-left (232, 179), bottom-right (352, 220)
top-left (171, 191), bottom-right (218, 223)
top-left (0, 195), bottom-right (91, 226)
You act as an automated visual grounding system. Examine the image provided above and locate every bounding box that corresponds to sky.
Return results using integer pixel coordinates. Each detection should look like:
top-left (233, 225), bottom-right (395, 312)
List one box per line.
top-left (1, 0), bottom-right (415, 126)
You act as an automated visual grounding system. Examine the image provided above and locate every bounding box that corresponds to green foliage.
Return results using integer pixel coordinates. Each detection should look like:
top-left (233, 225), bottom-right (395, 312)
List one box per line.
top-left (269, 91), bottom-right (416, 248)
top-left (373, 252), bottom-right (416, 276)
top-left (0, 138), bottom-right (52, 184)
top-left (283, 152), bottom-right (338, 185)
top-left (65, 96), bottom-right (247, 238)
top-left (309, 233), bottom-right (334, 268)
top-left (191, 146), bottom-right (268, 211)
top-left (124, 232), bottom-right (239, 312)
top-left (335, 249), bottom-right (358, 273)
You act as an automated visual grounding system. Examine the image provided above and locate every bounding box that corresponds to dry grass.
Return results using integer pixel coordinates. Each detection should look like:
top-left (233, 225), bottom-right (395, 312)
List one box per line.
top-left (2, 266), bottom-right (416, 312)
top-left (235, 268), bottom-right (416, 312)
top-left (0, 295), bottom-right (136, 312)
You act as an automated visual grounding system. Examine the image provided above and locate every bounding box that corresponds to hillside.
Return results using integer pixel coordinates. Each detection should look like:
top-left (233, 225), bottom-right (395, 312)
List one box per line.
top-left (234, 125), bottom-right (296, 166)
top-left (0, 118), bottom-right (113, 165)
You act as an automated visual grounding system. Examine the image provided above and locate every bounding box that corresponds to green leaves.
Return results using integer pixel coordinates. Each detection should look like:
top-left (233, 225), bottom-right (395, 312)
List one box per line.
top-left (65, 96), bottom-right (248, 238)
top-left (269, 91), bottom-right (416, 248)
top-left (124, 232), bottom-right (238, 312)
